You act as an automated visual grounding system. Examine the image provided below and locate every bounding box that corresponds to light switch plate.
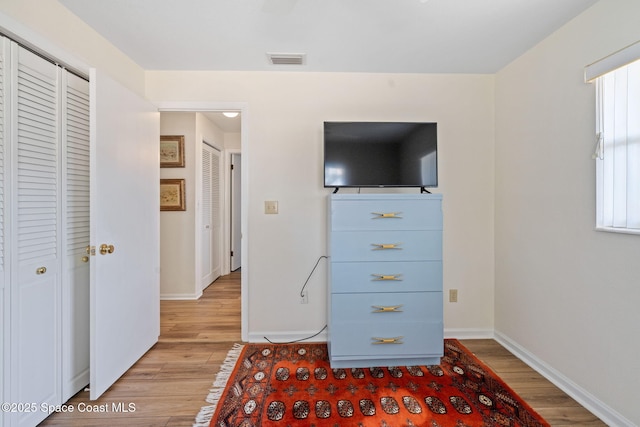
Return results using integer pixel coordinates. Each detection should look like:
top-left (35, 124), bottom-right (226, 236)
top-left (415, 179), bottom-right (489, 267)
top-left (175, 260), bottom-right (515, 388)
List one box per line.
top-left (265, 201), bottom-right (278, 214)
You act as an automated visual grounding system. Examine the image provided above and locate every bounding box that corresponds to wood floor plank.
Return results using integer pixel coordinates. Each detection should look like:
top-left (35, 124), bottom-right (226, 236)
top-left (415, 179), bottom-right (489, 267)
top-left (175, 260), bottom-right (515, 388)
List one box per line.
top-left (41, 270), bottom-right (605, 426)
top-left (461, 339), bottom-right (606, 426)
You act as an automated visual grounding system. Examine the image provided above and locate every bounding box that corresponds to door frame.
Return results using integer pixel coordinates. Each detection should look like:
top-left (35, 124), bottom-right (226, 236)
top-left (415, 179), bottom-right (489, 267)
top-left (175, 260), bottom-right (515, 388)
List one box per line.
top-left (157, 102), bottom-right (249, 342)
top-left (227, 149), bottom-right (241, 272)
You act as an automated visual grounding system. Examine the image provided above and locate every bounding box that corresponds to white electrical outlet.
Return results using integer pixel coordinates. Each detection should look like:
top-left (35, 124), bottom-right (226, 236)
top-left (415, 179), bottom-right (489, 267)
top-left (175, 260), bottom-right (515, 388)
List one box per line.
top-left (449, 289), bottom-right (458, 303)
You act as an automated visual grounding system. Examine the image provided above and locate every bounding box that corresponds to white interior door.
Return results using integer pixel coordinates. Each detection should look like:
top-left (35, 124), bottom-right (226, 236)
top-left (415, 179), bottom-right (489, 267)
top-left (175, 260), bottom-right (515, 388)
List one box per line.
top-left (11, 44), bottom-right (61, 427)
top-left (89, 69), bottom-right (160, 399)
top-left (230, 153), bottom-right (242, 271)
top-left (0, 37), bottom-right (8, 427)
top-left (61, 71), bottom-right (90, 401)
top-left (201, 142), bottom-right (221, 288)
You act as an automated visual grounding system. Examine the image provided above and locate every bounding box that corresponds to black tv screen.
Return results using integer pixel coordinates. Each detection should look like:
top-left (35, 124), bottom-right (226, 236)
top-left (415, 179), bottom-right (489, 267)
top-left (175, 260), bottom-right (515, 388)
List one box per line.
top-left (324, 121), bottom-right (438, 188)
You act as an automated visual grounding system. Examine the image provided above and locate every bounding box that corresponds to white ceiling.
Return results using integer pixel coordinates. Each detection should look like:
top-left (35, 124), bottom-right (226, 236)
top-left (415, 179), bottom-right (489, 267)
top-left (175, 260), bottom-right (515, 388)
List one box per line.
top-left (202, 112), bottom-right (241, 133)
top-left (56, 0), bottom-right (599, 133)
top-left (58, 0), bottom-right (598, 74)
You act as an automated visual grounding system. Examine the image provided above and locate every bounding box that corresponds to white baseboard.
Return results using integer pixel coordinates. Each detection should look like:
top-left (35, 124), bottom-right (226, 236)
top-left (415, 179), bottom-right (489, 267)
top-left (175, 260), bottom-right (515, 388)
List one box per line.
top-left (160, 292), bottom-right (202, 300)
top-left (494, 330), bottom-right (635, 427)
top-left (247, 329), bottom-right (328, 344)
top-left (444, 328), bottom-right (495, 340)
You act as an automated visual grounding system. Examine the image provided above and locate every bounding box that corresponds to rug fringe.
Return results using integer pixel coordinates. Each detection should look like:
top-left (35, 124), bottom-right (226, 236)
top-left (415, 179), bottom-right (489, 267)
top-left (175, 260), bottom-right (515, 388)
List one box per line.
top-left (193, 343), bottom-right (245, 427)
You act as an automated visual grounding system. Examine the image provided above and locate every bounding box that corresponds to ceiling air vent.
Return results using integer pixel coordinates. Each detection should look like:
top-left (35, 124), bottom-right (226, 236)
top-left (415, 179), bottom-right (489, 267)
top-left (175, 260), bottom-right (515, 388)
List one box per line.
top-left (267, 53), bottom-right (306, 65)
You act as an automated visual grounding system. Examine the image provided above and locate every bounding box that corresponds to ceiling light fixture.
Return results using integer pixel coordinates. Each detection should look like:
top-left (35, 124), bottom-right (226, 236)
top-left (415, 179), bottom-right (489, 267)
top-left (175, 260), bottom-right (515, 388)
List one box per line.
top-left (223, 112), bottom-right (239, 118)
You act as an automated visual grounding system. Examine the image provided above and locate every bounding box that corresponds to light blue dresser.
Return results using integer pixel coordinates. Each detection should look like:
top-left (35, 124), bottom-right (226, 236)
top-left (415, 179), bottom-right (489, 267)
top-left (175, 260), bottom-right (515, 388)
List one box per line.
top-left (327, 193), bottom-right (443, 368)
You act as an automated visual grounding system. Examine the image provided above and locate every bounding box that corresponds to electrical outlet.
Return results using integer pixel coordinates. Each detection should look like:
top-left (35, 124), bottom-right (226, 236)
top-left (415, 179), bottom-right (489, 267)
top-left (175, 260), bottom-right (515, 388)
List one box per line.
top-left (449, 289), bottom-right (458, 303)
top-left (300, 291), bottom-right (308, 304)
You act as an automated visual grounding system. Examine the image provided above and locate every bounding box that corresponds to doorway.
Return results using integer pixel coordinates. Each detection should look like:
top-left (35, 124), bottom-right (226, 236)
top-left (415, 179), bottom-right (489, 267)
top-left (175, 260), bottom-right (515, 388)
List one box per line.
top-left (158, 103), bottom-right (248, 342)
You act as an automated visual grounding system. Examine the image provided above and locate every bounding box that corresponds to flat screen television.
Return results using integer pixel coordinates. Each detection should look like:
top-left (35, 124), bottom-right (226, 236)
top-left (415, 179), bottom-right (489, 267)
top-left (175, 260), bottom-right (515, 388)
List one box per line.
top-left (323, 121), bottom-right (438, 189)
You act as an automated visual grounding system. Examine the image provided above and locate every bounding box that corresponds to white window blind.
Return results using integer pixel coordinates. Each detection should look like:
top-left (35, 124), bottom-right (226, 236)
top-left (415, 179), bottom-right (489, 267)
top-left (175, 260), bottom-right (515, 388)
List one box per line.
top-left (592, 56), bottom-right (640, 233)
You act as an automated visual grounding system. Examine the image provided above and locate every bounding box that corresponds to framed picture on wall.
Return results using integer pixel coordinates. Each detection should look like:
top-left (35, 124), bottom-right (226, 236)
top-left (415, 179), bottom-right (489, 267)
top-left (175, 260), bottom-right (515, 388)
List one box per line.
top-left (160, 135), bottom-right (185, 167)
top-left (160, 179), bottom-right (186, 211)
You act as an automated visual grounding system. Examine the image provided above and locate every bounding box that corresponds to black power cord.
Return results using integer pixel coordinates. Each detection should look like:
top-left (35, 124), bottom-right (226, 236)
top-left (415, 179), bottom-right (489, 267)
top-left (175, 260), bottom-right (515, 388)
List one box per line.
top-left (263, 325), bottom-right (327, 344)
top-left (300, 255), bottom-right (328, 298)
top-left (262, 255), bottom-right (329, 344)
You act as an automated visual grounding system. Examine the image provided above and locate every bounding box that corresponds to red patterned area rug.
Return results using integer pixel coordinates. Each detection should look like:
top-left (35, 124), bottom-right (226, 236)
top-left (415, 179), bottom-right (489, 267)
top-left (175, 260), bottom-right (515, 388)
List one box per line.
top-left (195, 340), bottom-right (549, 427)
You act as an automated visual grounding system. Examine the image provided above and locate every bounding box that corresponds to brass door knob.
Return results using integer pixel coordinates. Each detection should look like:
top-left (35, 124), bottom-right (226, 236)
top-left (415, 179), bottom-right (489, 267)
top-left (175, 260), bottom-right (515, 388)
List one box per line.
top-left (81, 256), bottom-right (89, 263)
top-left (36, 266), bottom-right (47, 275)
top-left (99, 244), bottom-right (115, 255)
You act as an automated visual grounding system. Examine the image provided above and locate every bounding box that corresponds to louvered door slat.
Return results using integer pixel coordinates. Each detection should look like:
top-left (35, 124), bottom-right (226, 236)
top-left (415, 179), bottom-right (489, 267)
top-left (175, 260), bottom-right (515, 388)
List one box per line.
top-left (65, 78), bottom-right (89, 255)
top-left (212, 149), bottom-right (220, 223)
top-left (60, 71), bottom-right (90, 401)
top-left (201, 143), bottom-right (222, 286)
top-left (9, 46), bottom-right (61, 426)
top-left (210, 148), bottom-right (221, 278)
top-left (203, 147), bottom-right (212, 224)
top-left (16, 49), bottom-right (59, 266)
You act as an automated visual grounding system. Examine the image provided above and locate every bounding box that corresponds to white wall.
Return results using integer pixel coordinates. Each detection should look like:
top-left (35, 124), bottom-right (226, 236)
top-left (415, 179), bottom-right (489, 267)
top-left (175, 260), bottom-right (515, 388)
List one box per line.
top-left (494, 0), bottom-right (640, 424)
top-left (160, 113), bottom-right (197, 298)
top-left (224, 132), bottom-right (241, 150)
top-left (147, 72), bottom-right (496, 340)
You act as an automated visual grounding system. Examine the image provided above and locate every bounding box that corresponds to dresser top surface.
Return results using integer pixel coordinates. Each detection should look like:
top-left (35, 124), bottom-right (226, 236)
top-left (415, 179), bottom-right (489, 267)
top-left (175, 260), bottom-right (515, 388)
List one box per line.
top-left (329, 193), bottom-right (442, 201)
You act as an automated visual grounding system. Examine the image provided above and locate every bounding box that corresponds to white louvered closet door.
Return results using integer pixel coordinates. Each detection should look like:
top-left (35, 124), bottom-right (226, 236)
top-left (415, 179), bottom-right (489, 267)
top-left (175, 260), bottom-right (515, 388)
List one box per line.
top-left (201, 142), bottom-right (221, 288)
top-left (10, 44), bottom-right (62, 427)
top-left (62, 72), bottom-right (90, 401)
top-left (0, 37), bottom-right (7, 425)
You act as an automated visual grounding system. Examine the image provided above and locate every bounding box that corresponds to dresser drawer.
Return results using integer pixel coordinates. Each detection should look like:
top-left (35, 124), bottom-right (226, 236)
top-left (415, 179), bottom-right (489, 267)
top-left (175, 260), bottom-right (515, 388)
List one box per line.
top-left (329, 320), bottom-right (444, 358)
top-left (331, 292), bottom-right (442, 323)
top-left (330, 261), bottom-right (442, 293)
top-left (330, 197), bottom-right (442, 231)
top-left (330, 230), bottom-right (442, 262)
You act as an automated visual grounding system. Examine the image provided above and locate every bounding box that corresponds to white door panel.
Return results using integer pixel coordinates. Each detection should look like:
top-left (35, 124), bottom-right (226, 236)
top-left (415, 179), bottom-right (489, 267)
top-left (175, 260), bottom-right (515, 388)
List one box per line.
top-left (11, 44), bottom-right (61, 427)
top-left (202, 145), bottom-right (212, 286)
top-left (62, 72), bottom-right (91, 401)
top-left (202, 143), bottom-right (221, 288)
top-left (89, 69), bottom-right (160, 399)
top-left (0, 36), bottom-right (6, 427)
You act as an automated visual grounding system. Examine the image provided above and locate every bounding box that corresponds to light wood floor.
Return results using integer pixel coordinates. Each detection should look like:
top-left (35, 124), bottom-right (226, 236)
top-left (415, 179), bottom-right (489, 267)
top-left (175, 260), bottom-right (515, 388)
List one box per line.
top-left (41, 270), bottom-right (604, 426)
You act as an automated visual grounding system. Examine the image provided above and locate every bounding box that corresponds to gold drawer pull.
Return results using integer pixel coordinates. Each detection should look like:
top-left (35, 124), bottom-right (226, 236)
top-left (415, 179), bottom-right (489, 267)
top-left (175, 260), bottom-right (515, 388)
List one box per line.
top-left (36, 266), bottom-right (47, 275)
top-left (372, 212), bottom-right (402, 219)
top-left (372, 243), bottom-right (402, 250)
top-left (371, 274), bottom-right (402, 281)
top-left (372, 305), bottom-right (403, 313)
top-left (372, 336), bottom-right (404, 345)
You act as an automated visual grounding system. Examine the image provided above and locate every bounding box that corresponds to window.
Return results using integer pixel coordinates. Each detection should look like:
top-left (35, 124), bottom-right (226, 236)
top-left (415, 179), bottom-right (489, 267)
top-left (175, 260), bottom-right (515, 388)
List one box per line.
top-left (586, 41), bottom-right (640, 234)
